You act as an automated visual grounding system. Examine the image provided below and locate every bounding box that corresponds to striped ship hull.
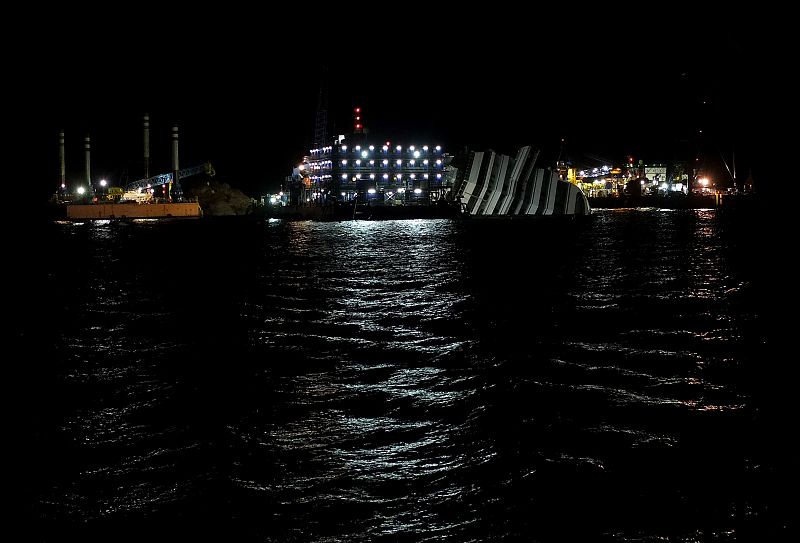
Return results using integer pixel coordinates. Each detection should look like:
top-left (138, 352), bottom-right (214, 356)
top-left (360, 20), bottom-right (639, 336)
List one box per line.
top-left (458, 146), bottom-right (590, 216)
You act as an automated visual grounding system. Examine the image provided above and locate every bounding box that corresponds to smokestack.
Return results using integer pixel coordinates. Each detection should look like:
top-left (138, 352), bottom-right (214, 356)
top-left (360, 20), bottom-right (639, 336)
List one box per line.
top-left (171, 125), bottom-right (179, 202)
top-left (84, 135), bottom-right (91, 188)
top-left (59, 130), bottom-right (65, 189)
top-left (143, 113), bottom-right (150, 179)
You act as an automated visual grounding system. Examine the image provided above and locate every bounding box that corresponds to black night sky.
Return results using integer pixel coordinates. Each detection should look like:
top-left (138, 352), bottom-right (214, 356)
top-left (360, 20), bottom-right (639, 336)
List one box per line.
top-left (10, 16), bottom-right (780, 202)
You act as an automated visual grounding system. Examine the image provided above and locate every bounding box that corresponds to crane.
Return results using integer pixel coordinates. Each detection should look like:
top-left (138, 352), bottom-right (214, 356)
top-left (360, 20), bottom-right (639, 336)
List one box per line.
top-left (124, 162), bottom-right (215, 192)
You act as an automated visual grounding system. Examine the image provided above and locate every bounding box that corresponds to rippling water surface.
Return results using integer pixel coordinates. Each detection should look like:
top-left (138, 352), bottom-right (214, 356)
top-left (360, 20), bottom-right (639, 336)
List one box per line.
top-left (14, 210), bottom-right (791, 541)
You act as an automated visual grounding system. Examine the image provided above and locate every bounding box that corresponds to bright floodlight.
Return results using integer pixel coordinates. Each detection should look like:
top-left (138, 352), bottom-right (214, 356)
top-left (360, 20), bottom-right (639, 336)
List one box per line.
top-left (414, 188), bottom-right (422, 194)
top-left (77, 186), bottom-right (85, 194)
top-left (100, 179), bottom-right (107, 187)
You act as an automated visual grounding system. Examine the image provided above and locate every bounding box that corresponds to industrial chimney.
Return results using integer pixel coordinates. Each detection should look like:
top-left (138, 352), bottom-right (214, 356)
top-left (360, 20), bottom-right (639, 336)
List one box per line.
top-left (143, 114), bottom-right (150, 179)
top-left (59, 130), bottom-right (65, 189)
top-left (171, 125), bottom-right (179, 202)
top-left (84, 135), bottom-right (91, 189)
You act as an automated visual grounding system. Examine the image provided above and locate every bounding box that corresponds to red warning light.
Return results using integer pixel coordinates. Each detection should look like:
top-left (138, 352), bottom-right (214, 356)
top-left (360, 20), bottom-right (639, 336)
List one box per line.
top-left (355, 107), bottom-right (361, 113)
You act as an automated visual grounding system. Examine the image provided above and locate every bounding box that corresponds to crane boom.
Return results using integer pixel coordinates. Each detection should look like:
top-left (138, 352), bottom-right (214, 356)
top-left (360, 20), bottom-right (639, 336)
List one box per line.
top-left (125, 162), bottom-right (215, 192)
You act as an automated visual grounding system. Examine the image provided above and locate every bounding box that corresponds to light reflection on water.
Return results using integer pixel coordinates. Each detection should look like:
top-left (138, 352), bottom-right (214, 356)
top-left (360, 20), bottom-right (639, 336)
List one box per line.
top-left (23, 210), bottom-right (782, 541)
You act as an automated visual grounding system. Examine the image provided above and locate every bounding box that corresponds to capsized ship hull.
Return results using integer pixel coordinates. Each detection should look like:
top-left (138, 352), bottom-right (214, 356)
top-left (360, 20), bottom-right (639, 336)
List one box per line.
top-left (457, 146), bottom-right (591, 216)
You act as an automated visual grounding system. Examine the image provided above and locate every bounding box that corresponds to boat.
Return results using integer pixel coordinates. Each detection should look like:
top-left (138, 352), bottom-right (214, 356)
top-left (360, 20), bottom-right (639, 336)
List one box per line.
top-left (268, 141), bottom-right (590, 221)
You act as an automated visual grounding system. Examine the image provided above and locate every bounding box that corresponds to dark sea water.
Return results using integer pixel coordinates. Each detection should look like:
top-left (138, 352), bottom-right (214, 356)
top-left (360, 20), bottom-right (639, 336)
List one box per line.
top-left (13, 210), bottom-right (794, 541)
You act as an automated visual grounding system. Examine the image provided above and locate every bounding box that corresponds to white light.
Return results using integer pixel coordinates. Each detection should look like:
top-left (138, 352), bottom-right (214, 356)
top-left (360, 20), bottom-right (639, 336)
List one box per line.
top-left (413, 151), bottom-right (420, 158)
top-left (382, 145), bottom-right (388, 151)
top-left (369, 173), bottom-right (375, 179)
top-left (355, 146), bottom-right (361, 151)
top-left (356, 174), bottom-right (361, 179)
top-left (341, 192), bottom-right (346, 196)
top-left (383, 174), bottom-right (389, 179)
top-left (279, 191), bottom-right (284, 196)
top-left (396, 159), bottom-right (402, 165)
top-left (409, 145), bottom-right (415, 151)
top-left (410, 174), bottom-right (416, 179)
top-left (341, 174), bottom-right (348, 179)
top-left (383, 159), bottom-right (389, 165)
top-left (396, 145), bottom-right (402, 151)
top-left (355, 160), bottom-right (361, 165)
top-left (100, 179), bottom-right (107, 187)
top-left (361, 151), bottom-right (368, 158)
top-left (341, 160), bottom-right (347, 165)
top-left (369, 160), bottom-right (375, 165)
top-left (369, 145), bottom-right (374, 151)
top-left (410, 160), bottom-right (415, 165)
top-left (397, 174), bottom-right (402, 179)
top-left (77, 186), bottom-right (85, 194)
top-left (436, 159), bottom-right (442, 165)
top-left (414, 188), bottom-right (422, 194)
top-left (423, 174), bottom-right (429, 179)
top-left (368, 188), bottom-right (376, 194)
top-left (436, 174), bottom-right (442, 179)
top-left (435, 145), bottom-right (441, 151)
top-left (298, 164), bottom-right (305, 171)
top-left (423, 159), bottom-right (429, 165)
top-left (341, 145), bottom-right (347, 151)
top-left (398, 187), bottom-right (406, 193)
top-left (661, 183), bottom-right (669, 190)
top-left (423, 145), bottom-right (428, 151)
